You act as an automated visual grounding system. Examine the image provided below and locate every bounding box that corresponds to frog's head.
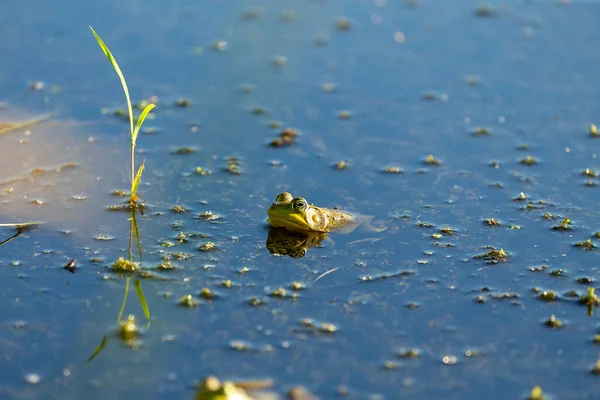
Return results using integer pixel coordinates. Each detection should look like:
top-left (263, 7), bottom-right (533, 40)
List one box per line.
top-left (267, 192), bottom-right (314, 232)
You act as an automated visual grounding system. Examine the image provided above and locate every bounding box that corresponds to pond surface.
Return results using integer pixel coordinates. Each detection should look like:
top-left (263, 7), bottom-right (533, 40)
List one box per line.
top-left (1, 0), bottom-right (600, 399)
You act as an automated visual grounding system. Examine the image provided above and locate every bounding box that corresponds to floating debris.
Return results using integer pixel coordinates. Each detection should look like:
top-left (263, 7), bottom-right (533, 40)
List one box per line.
top-left (335, 17), bottom-right (352, 30)
top-left (591, 360), bottom-right (600, 375)
top-left (29, 81), bottom-right (45, 91)
top-left (241, 8), bottom-right (261, 20)
top-left (118, 315), bottom-right (139, 341)
top-left (513, 192), bottom-right (528, 201)
top-left (248, 297), bottom-right (267, 307)
top-left (579, 287), bottom-right (599, 307)
top-left (111, 257), bottom-right (138, 272)
top-left (519, 155), bottom-right (539, 166)
top-left (543, 314), bottom-right (562, 329)
top-left (552, 217), bottom-right (573, 231)
top-left (465, 75), bottom-right (481, 85)
top-left (224, 157), bottom-right (243, 175)
top-left (382, 166), bottom-right (404, 174)
top-left (271, 55), bottom-right (287, 67)
top-left (175, 98), bottom-right (191, 108)
top-left (171, 205), bottom-right (188, 213)
top-left (538, 290), bottom-right (558, 302)
top-left (288, 386), bottom-right (318, 400)
top-left (173, 147), bottom-right (197, 155)
top-left (423, 154), bottom-right (441, 165)
top-left (359, 270), bottom-right (415, 282)
top-left (382, 361), bottom-right (400, 370)
top-left (483, 218), bottom-right (500, 226)
top-left (178, 295), bottom-right (199, 308)
top-left (269, 287), bottom-right (288, 298)
top-left (194, 167), bottom-right (211, 176)
top-left (528, 386), bottom-right (545, 400)
top-left (24, 373), bottom-right (41, 384)
top-left (230, 340), bottom-right (253, 352)
top-left (416, 221), bottom-right (434, 228)
top-left (574, 239), bottom-right (595, 250)
top-left (269, 127), bottom-right (299, 148)
top-left (196, 211), bottom-right (220, 221)
top-left (322, 82), bottom-right (336, 92)
top-left (473, 247), bottom-right (510, 263)
top-left (474, 5), bottom-right (497, 17)
top-left (333, 160), bottom-right (348, 170)
top-left (198, 242), bottom-right (217, 251)
top-left (157, 261), bottom-right (177, 271)
top-left (582, 168), bottom-right (598, 178)
top-left (549, 269), bottom-right (566, 277)
top-left (63, 259), bottom-right (76, 274)
top-left (338, 110), bottom-right (352, 119)
top-left (251, 106), bottom-right (268, 115)
top-left (199, 288), bottom-right (217, 299)
top-left (397, 348), bottom-right (421, 358)
top-left (590, 124), bottom-right (599, 137)
top-left (211, 40), bottom-right (228, 51)
top-left (221, 280), bottom-right (233, 288)
top-left (471, 127), bottom-right (491, 136)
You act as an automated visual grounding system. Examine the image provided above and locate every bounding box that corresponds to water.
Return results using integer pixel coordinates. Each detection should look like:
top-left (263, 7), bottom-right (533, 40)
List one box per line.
top-left (1, 0), bottom-right (600, 398)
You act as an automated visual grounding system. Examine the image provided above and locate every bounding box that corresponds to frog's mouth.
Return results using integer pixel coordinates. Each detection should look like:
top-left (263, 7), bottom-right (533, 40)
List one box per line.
top-left (266, 214), bottom-right (318, 232)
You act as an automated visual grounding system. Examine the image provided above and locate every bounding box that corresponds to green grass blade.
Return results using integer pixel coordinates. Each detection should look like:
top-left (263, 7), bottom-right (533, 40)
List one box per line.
top-left (130, 210), bottom-right (143, 261)
top-left (117, 275), bottom-right (131, 323)
top-left (132, 103), bottom-right (155, 146)
top-left (89, 26), bottom-right (134, 138)
top-left (0, 230), bottom-right (21, 247)
top-left (130, 161), bottom-right (145, 199)
top-left (86, 336), bottom-right (109, 364)
top-left (134, 279), bottom-right (150, 321)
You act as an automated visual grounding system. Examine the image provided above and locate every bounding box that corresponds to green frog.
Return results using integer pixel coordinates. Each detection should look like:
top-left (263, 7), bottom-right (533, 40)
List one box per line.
top-left (266, 192), bottom-right (361, 233)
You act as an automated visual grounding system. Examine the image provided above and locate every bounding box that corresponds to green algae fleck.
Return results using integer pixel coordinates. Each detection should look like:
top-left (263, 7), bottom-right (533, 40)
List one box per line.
top-left (528, 385), bottom-right (545, 400)
top-left (111, 257), bottom-right (138, 272)
top-left (335, 17), bottom-right (352, 30)
top-left (552, 217), bottom-right (572, 231)
top-left (483, 218), bottom-right (500, 226)
top-left (382, 166), bottom-right (404, 174)
top-left (178, 295), bottom-right (199, 308)
top-left (471, 127), bottom-right (491, 136)
top-left (397, 348), bottom-right (421, 358)
top-left (199, 288), bottom-right (217, 300)
top-left (118, 315), bottom-right (139, 341)
top-left (171, 205), bottom-right (188, 213)
top-left (221, 280), bottom-right (233, 288)
top-left (473, 247), bottom-right (510, 263)
top-left (538, 290), bottom-right (558, 302)
top-left (423, 154), bottom-right (441, 166)
top-left (591, 360), bottom-right (600, 375)
top-left (198, 242), bottom-right (217, 251)
top-left (574, 239), bottom-right (595, 250)
top-left (519, 155), bottom-right (539, 166)
top-left (579, 287), bottom-right (599, 307)
top-left (248, 297), bottom-right (267, 307)
top-left (543, 314), bottom-right (562, 329)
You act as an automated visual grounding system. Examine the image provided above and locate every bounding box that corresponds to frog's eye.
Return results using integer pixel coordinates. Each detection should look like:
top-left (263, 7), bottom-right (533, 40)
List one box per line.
top-left (276, 192), bottom-right (292, 203)
top-left (292, 198), bottom-right (307, 212)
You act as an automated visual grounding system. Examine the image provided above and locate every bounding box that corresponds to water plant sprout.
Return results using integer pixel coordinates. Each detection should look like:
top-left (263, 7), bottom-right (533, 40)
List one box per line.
top-left (89, 26), bottom-right (155, 207)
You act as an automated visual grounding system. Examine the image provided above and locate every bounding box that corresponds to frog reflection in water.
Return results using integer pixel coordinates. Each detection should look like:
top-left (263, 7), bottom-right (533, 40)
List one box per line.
top-left (266, 227), bottom-right (326, 258)
top-left (266, 192), bottom-right (360, 233)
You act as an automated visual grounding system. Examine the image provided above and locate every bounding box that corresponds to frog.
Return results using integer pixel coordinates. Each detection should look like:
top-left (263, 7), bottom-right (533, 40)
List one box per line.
top-left (266, 192), bottom-right (361, 233)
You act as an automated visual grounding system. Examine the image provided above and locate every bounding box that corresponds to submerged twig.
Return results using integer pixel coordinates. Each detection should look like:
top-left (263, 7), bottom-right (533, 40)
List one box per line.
top-left (0, 114), bottom-right (54, 136)
top-left (314, 267), bottom-right (340, 283)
